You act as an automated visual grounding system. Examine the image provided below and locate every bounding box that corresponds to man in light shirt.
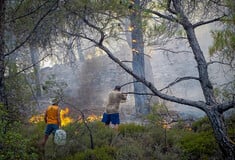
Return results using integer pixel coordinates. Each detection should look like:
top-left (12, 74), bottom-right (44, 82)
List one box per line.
top-left (101, 86), bottom-right (127, 130)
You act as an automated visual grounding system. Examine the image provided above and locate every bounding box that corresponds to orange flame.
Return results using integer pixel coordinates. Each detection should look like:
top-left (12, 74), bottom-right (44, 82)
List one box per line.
top-left (87, 114), bottom-right (102, 122)
top-left (60, 107), bottom-right (74, 126)
top-left (29, 114), bottom-right (44, 123)
top-left (78, 114), bottom-right (102, 123)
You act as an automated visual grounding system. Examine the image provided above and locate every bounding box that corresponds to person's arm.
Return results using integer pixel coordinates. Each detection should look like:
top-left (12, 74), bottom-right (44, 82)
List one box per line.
top-left (57, 108), bottom-right (61, 127)
top-left (44, 110), bottom-right (47, 123)
top-left (120, 93), bottom-right (127, 103)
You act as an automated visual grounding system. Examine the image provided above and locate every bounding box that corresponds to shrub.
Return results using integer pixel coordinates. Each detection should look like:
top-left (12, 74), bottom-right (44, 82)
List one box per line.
top-left (178, 131), bottom-right (220, 160)
top-left (191, 117), bottom-right (211, 132)
top-left (118, 123), bottom-right (146, 138)
top-left (0, 122), bottom-right (39, 160)
top-left (116, 143), bottom-right (144, 160)
top-left (225, 112), bottom-right (235, 142)
top-left (65, 146), bottom-right (116, 160)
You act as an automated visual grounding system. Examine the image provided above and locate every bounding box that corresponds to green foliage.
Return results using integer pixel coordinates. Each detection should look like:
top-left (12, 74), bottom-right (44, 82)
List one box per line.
top-left (177, 116), bottom-right (223, 160)
top-left (9, 115), bottom-right (227, 160)
top-left (178, 131), bottom-right (219, 160)
top-left (7, 0), bottom-right (61, 45)
top-left (146, 103), bottom-right (167, 125)
top-left (116, 143), bottom-right (144, 160)
top-left (209, 0), bottom-right (235, 60)
top-left (191, 116), bottom-right (212, 132)
top-left (65, 146), bottom-right (116, 160)
top-left (225, 112), bottom-right (235, 142)
top-left (5, 62), bottom-right (33, 123)
top-left (118, 123), bottom-right (146, 137)
top-left (0, 121), bottom-right (39, 160)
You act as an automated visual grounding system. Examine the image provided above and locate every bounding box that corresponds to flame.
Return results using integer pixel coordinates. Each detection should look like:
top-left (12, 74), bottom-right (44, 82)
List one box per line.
top-left (29, 107), bottom-right (74, 127)
top-left (78, 114), bottom-right (102, 123)
top-left (87, 114), bottom-right (102, 122)
top-left (128, 26), bottom-right (134, 31)
top-left (29, 114), bottom-right (44, 123)
top-left (60, 107), bottom-right (74, 126)
top-left (29, 108), bottom-right (101, 126)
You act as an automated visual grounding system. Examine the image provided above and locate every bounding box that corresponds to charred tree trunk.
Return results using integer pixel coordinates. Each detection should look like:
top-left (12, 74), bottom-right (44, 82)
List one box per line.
top-left (130, 0), bottom-right (150, 115)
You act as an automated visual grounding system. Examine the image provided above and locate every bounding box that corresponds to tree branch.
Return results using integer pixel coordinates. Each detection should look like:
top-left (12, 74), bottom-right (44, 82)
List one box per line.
top-left (61, 99), bottom-right (94, 149)
top-left (121, 60), bottom-right (132, 63)
top-left (217, 99), bottom-right (235, 113)
top-left (193, 15), bottom-right (226, 28)
top-left (7, 0), bottom-right (50, 23)
top-left (123, 91), bottom-right (154, 96)
top-left (154, 47), bottom-right (191, 54)
top-left (4, 0), bottom-right (59, 57)
top-left (167, 0), bottom-right (177, 14)
top-left (6, 54), bottom-right (51, 79)
top-left (160, 76), bottom-right (200, 91)
top-left (207, 60), bottom-right (234, 67)
top-left (81, 7), bottom-right (105, 45)
top-left (144, 8), bottom-right (178, 23)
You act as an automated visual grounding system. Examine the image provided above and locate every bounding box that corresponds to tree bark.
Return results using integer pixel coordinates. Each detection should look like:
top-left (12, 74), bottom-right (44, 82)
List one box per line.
top-left (206, 108), bottom-right (235, 160)
top-left (184, 26), bottom-right (216, 105)
top-left (130, 0), bottom-right (150, 115)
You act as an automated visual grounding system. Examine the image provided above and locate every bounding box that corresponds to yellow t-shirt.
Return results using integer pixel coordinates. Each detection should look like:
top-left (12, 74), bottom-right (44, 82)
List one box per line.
top-left (46, 105), bottom-right (59, 124)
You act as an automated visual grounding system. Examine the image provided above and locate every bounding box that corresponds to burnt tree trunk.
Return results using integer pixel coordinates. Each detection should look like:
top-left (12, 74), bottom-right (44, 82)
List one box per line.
top-left (130, 0), bottom-right (150, 115)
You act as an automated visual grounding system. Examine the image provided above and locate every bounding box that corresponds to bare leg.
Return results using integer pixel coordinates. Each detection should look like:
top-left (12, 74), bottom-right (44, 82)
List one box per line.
top-left (113, 124), bottom-right (119, 130)
top-left (41, 135), bottom-right (49, 147)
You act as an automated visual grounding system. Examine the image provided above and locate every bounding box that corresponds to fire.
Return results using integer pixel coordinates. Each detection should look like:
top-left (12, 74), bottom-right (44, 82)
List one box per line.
top-left (29, 107), bottom-right (74, 126)
top-left (78, 114), bottom-right (102, 123)
top-left (128, 26), bottom-right (134, 31)
top-left (29, 114), bottom-right (44, 123)
top-left (132, 39), bottom-right (137, 43)
top-left (60, 107), bottom-right (74, 126)
top-left (86, 114), bottom-right (102, 122)
top-left (29, 108), bottom-right (101, 126)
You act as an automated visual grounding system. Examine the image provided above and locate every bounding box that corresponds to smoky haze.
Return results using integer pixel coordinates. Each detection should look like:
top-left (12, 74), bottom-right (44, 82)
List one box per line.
top-left (38, 24), bottom-right (233, 120)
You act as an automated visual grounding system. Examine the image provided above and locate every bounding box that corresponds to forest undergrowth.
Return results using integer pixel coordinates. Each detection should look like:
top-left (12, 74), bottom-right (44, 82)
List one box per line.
top-left (0, 106), bottom-right (234, 160)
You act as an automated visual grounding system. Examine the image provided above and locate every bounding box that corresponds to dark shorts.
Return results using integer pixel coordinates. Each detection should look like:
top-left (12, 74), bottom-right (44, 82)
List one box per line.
top-left (45, 124), bottom-right (59, 135)
top-left (101, 112), bottom-right (120, 125)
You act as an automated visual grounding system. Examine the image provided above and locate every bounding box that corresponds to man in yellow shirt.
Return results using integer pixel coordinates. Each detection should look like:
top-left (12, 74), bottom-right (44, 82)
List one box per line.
top-left (102, 86), bottom-right (127, 130)
top-left (41, 99), bottom-right (61, 147)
